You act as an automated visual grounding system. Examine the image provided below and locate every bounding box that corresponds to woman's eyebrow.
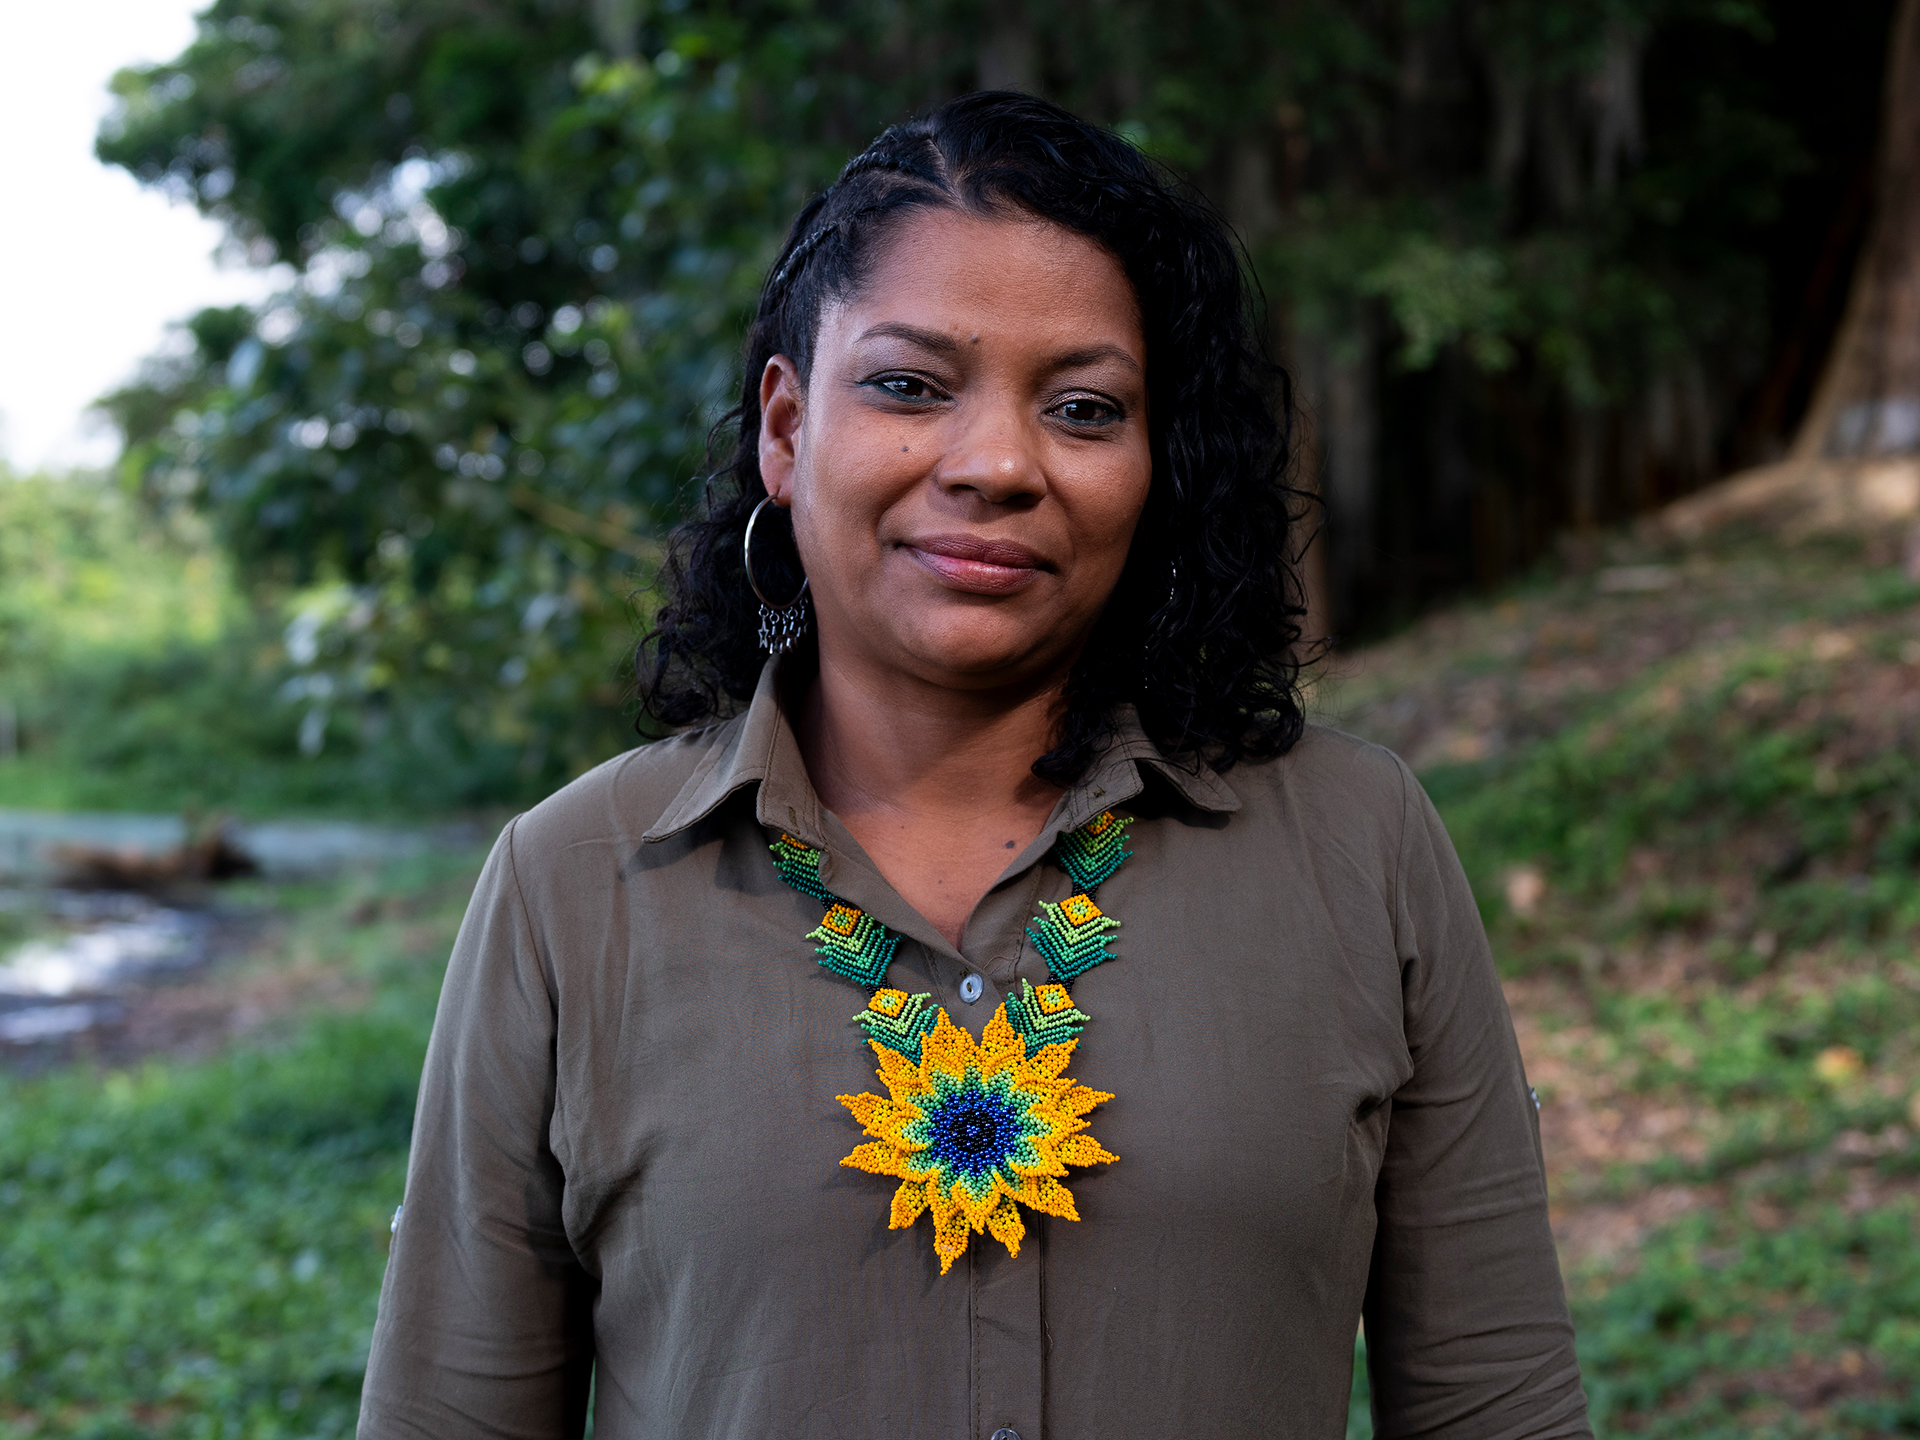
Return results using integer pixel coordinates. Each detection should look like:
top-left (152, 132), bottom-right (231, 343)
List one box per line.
top-left (1048, 344), bottom-right (1141, 375)
top-left (854, 322), bottom-right (960, 353)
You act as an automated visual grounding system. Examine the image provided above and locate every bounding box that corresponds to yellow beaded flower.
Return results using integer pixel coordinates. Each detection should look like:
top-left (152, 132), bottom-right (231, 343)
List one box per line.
top-left (838, 1006), bottom-right (1116, 1274)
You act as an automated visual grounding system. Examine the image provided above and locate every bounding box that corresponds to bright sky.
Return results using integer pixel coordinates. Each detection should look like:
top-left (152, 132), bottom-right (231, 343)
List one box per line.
top-left (0, 1), bottom-right (289, 473)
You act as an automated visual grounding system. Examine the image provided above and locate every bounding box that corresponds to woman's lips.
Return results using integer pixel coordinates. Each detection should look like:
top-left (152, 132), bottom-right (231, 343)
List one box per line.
top-left (903, 535), bottom-right (1049, 595)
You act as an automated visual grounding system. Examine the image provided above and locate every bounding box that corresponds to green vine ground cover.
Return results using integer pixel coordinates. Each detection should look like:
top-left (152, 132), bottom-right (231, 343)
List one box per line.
top-left (0, 855), bottom-right (477, 1440)
top-left (6, 529), bottom-right (1920, 1436)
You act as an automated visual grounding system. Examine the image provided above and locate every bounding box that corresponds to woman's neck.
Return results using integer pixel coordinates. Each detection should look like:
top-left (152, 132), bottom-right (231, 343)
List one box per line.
top-left (794, 651), bottom-right (1068, 951)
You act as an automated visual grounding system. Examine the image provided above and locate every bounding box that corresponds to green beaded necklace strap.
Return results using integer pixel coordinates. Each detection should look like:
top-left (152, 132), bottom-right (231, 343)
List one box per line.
top-left (1025, 810), bottom-right (1133, 985)
top-left (1057, 808), bottom-right (1133, 893)
top-left (769, 811), bottom-right (1133, 1275)
top-left (770, 833), bottom-right (900, 987)
top-left (770, 812), bottom-right (1132, 999)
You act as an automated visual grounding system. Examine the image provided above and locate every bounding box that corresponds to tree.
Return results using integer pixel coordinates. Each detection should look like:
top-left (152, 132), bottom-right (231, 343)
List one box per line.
top-left (1793, 0), bottom-right (1920, 460)
top-left (1659, 0), bottom-right (1920, 547)
top-left (98, 0), bottom-right (881, 794)
top-left (96, 0), bottom-right (1893, 797)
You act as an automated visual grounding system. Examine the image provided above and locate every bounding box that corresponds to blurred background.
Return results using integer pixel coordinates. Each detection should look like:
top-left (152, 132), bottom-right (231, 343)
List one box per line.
top-left (4, 0), bottom-right (1920, 1435)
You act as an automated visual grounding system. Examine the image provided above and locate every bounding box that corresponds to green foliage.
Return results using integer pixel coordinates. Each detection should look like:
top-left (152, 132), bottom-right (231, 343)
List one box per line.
top-left (1434, 610), bottom-right (1920, 929)
top-left (85, 0), bottom-right (1876, 792)
top-left (0, 469), bottom-right (564, 816)
top-left (0, 1018), bottom-right (424, 1437)
top-left (1583, 974), bottom-right (1916, 1178)
top-left (0, 471), bottom-right (233, 681)
top-left (1361, 239), bottom-right (1517, 372)
top-left (93, 0), bottom-right (894, 789)
top-left (0, 470), bottom-right (300, 813)
top-left (1348, 1333), bottom-right (1373, 1438)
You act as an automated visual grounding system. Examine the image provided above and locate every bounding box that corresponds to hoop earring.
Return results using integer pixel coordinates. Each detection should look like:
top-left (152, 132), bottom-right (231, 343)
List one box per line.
top-left (744, 495), bottom-right (811, 656)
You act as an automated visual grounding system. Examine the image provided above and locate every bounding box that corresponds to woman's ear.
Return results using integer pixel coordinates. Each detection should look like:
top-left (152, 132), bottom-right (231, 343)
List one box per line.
top-left (758, 355), bottom-right (804, 506)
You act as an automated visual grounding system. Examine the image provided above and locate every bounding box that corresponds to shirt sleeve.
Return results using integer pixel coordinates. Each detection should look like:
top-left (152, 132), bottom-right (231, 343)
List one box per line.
top-left (358, 818), bottom-right (596, 1440)
top-left (1363, 758), bottom-right (1592, 1439)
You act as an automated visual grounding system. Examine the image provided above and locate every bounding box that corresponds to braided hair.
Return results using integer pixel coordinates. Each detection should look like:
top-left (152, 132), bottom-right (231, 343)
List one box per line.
top-left (638, 91), bottom-right (1307, 783)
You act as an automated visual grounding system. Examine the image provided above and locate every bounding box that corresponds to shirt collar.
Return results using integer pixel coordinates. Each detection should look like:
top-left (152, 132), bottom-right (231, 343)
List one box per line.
top-left (640, 656), bottom-right (1239, 845)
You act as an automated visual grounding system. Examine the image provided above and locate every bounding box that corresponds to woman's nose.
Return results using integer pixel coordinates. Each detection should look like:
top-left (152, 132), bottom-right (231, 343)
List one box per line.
top-left (932, 409), bottom-right (1045, 503)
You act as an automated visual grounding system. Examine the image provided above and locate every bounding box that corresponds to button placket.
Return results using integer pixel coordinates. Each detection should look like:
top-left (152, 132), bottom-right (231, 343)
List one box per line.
top-left (972, 1235), bottom-right (1043, 1440)
top-left (987, 867), bottom-right (1050, 992)
top-left (957, 867), bottom-right (1050, 1440)
top-left (806, 816), bottom-right (1050, 1439)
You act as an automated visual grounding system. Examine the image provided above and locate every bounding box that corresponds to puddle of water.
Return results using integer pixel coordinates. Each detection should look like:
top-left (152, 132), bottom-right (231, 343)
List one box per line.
top-left (0, 908), bottom-right (202, 997)
top-left (0, 896), bottom-right (207, 1049)
top-left (0, 1002), bottom-right (119, 1044)
top-left (0, 809), bottom-right (482, 1051)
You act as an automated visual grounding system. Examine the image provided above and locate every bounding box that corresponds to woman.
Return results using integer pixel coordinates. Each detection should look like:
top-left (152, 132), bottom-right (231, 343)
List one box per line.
top-left (359, 92), bottom-right (1590, 1439)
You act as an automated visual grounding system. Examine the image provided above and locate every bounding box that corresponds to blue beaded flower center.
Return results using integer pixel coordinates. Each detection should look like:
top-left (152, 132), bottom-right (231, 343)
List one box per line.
top-left (924, 1087), bottom-right (1025, 1177)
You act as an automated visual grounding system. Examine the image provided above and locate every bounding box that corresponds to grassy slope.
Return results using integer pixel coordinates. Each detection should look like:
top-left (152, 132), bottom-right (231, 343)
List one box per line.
top-left (1322, 531), bottom-right (1920, 1437)
top-left (5, 527), bottom-right (1920, 1436)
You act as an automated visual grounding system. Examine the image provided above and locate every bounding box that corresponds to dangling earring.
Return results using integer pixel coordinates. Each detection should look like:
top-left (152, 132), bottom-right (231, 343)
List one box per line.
top-left (744, 495), bottom-right (811, 656)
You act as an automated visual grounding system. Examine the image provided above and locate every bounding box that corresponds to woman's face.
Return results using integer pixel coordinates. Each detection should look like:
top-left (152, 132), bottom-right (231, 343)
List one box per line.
top-left (758, 210), bottom-right (1152, 695)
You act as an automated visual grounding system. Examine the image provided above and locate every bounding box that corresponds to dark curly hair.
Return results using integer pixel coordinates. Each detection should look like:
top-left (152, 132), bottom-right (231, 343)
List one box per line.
top-left (637, 90), bottom-right (1308, 783)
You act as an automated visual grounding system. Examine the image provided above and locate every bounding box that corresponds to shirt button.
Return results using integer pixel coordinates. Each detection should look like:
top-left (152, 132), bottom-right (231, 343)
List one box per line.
top-left (990, 1431), bottom-right (1022, 1440)
top-left (959, 973), bottom-right (985, 1004)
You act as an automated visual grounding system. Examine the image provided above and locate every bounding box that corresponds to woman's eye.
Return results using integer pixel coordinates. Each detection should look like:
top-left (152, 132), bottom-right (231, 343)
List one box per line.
top-left (874, 375), bottom-right (941, 401)
top-left (1054, 396), bottom-right (1120, 426)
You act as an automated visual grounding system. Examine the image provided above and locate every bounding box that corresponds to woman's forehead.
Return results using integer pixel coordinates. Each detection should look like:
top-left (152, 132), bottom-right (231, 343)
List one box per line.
top-left (822, 209), bottom-right (1144, 361)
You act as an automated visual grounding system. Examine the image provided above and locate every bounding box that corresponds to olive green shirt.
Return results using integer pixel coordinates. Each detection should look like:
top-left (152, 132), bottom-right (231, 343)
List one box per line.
top-left (359, 661), bottom-right (1590, 1440)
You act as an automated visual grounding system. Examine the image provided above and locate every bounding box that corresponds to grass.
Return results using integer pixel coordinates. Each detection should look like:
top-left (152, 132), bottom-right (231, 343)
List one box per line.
top-left (1572, 1199), bottom-right (1920, 1436)
top-left (0, 852), bottom-right (479, 1440)
top-left (1, 1017), bottom-right (416, 1437)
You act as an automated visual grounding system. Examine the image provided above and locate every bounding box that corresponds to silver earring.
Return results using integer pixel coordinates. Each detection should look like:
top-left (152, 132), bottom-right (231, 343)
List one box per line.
top-left (744, 495), bottom-right (811, 655)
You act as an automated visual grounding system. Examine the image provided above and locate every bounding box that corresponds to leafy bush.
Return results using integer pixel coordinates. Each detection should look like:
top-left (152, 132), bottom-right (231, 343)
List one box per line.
top-left (0, 469), bottom-right (612, 814)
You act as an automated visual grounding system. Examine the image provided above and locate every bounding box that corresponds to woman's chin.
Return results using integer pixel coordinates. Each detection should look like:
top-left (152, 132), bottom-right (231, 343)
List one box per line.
top-left (889, 622), bottom-right (1077, 689)
top-left (818, 582), bottom-right (1094, 689)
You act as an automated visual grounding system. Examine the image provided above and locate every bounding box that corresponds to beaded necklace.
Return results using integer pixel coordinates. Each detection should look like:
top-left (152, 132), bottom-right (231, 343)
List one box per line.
top-left (771, 811), bottom-right (1133, 1274)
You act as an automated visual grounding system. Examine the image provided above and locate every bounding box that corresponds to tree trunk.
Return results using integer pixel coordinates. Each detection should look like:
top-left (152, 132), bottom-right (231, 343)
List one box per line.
top-left (1794, 0), bottom-right (1920, 458)
top-left (1292, 325), bottom-right (1378, 642)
